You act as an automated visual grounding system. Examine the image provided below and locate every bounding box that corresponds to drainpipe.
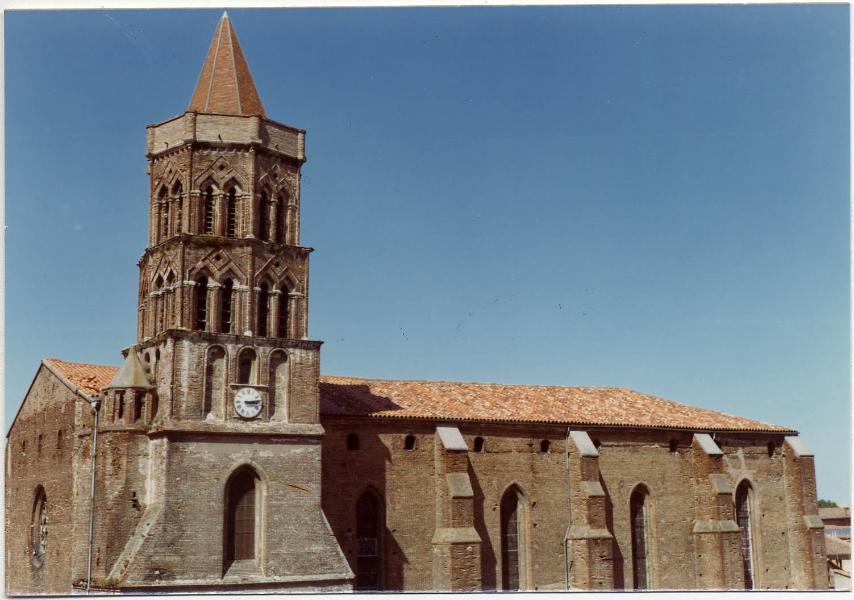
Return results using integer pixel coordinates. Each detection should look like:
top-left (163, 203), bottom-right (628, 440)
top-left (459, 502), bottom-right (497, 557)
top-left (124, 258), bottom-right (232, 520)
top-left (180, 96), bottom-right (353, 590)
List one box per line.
top-left (86, 394), bottom-right (101, 594)
top-left (563, 427), bottom-right (572, 591)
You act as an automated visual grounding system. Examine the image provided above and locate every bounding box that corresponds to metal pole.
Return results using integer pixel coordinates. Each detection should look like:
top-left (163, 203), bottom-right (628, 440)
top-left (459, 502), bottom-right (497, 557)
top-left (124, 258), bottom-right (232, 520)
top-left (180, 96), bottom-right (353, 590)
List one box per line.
top-left (86, 395), bottom-right (101, 594)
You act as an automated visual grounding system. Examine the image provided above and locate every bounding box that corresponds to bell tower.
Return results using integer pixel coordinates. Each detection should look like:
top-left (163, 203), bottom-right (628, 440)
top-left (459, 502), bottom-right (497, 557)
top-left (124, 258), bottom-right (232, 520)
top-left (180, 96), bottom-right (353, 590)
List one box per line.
top-left (89, 14), bottom-right (353, 591)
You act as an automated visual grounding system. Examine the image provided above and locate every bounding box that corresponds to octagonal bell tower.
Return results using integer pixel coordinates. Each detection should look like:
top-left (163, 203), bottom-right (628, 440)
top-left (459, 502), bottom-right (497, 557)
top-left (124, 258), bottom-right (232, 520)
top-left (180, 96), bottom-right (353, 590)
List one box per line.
top-left (90, 14), bottom-right (352, 592)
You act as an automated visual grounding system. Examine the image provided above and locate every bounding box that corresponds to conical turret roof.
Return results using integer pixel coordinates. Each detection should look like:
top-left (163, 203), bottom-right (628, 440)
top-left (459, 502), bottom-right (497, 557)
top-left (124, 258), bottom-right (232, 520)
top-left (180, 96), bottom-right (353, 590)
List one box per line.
top-left (105, 347), bottom-right (153, 390)
top-left (188, 12), bottom-right (266, 117)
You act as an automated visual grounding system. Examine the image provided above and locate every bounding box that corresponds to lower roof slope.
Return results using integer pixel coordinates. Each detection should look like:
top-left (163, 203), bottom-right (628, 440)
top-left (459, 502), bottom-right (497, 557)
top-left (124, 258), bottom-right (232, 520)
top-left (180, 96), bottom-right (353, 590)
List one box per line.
top-left (40, 359), bottom-right (794, 433)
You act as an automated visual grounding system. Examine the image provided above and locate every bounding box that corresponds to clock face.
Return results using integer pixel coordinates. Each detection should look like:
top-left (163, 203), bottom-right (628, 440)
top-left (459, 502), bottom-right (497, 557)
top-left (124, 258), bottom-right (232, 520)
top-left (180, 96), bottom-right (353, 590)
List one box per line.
top-left (233, 387), bottom-right (263, 419)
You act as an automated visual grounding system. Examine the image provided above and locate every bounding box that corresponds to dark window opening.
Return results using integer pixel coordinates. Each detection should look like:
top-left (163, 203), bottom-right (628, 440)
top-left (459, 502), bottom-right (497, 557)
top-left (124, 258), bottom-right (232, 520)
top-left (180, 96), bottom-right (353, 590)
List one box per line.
top-left (593, 438), bottom-right (602, 450)
top-left (221, 279), bottom-right (233, 334)
top-left (404, 435), bottom-right (416, 451)
top-left (278, 285), bottom-right (289, 338)
top-left (237, 349), bottom-right (257, 385)
top-left (257, 283), bottom-right (269, 337)
top-left (259, 192), bottom-right (269, 241)
top-left (226, 187), bottom-right (237, 238)
top-left (194, 277), bottom-right (208, 331)
top-left (133, 392), bottom-right (143, 422)
top-left (203, 186), bottom-right (214, 234)
top-left (630, 487), bottom-right (650, 590)
top-left (56, 430), bottom-right (63, 449)
top-left (669, 439), bottom-right (679, 454)
top-left (276, 195), bottom-right (286, 243)
top-left (116, 391), bottom-right (125, 420)
top-left (473, 436), bottom-right (484, 453)
top-left (766, 441), bottom-right (775, 457)
top-left (172, 181), bottom-right (183, 234)
top-left (224, 469), bottom-right (257, 565)
top-left (540, 440), bottom-right (550, 453)
top-left (347, 433), bottom-right (360, 451)
top-left (31, 487), bottom-right (47, 568)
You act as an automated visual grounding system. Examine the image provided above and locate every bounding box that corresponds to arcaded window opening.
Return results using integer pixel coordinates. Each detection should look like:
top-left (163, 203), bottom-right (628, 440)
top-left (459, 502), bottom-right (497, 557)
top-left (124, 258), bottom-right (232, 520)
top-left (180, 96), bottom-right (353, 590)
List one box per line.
top-left (203, 186), bottom-right (215, 234)
top-left (259, 191), bottom-right (270, 241)
top-left (226, 187), bottom-right (237, 238)
top-left (276, 194), bottom-right (286, 243)
top-left (133, 392), bottom-right (144, 422)
top-left (277, 284), bottom-right (289, 338)
top-left (257, 283), bottom-right (269, 337)
top-left (237, 349), bottom-right (257, 385)
top-left (194, 276), bottom-right (208, 331)
top-left (220, 279), bottom-right (234, 334)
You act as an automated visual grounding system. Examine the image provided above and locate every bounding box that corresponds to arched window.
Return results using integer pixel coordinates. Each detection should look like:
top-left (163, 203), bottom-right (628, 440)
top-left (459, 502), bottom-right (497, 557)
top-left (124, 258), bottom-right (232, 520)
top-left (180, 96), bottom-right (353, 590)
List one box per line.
top-left (540, 440), bottom-right (550, 453)
top-left (473, 436), bottom-right (484, 452)
top-left (165, 272), bottom-right (176, 329)
top-left (224, 468), bottom-right (259, 566)
top-left (220, 279), bottom-right (234, 334)
top-left (630, 485), bottom-right (652, 590)
top-left (116, 391), bottom-right (125, 421)
top-left (172, 180), bottom-right (183, 234)
top-left (154, 275), bottom-right (164, 332)
top-left (258, 191), bottom-right (270, 241)
top-left (157, 186), bottom-right (168, 242)
top-left (268, 351), bottom-right (288, 420)
top-left (194, 276), bottom-right (208, 331)
top-left (347, 433), bottom-right (360, 451)
top-left (31, 487), bottom-right (47, 567)
top-left (226, 187), bottom-right (237, 238)
top-left (735, 481), bottom-right (757, 590)
top-left (276, 194), bottom-right (287, 243)
top-left (203, 186), bottom-right (215, 234)
top-left (355, 490), bottom-right (384, 590)
top-left (404, 435), bottom-right (416, 450)
top-left (237, 349), bottom-right (257, 385)
top-left (501, 486), bottom-right (527, 590)
top-left (257, 283), bottom-right (269, 337)
top-left (277, 284), bottom-right (289, 338)
top-left (133, 392), bottom-right (143, 422)
top-left (203, 346), bottom-right (226, 418)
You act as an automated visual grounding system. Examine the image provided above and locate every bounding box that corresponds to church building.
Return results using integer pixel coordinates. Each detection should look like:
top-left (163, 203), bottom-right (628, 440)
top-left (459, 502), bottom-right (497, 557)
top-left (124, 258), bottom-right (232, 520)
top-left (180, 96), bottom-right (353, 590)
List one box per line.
top-left (5, 14), bottom-right (828, 594)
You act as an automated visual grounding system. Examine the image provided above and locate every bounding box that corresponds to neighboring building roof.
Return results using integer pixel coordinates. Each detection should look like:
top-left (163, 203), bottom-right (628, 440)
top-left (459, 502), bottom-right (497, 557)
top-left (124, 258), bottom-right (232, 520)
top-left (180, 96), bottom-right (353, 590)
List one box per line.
top-left (188, 12), bottom-right (266, 117)
top-left (38, 359), bottom-right (795, 433)
top-left (319, 375), bottom-right (795, 432)
top-left (821, 506), bottom-right (852, 521)
top-left (43, 358), bottom-right (120, 397)
top-left (825, 535), bottom-right (851, 558)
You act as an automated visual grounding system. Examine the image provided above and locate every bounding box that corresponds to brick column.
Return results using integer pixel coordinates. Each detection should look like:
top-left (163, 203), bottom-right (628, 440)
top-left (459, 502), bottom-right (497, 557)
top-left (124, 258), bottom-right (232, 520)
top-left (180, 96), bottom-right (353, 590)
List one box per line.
top-left (690, 433), bottom-right (744, 590)
top-left (782, 436), bottom-right (827, 590)
top-left (431, 426), bottom-right (482, 591)
top-left (566, 430), bottom-right (614, 590)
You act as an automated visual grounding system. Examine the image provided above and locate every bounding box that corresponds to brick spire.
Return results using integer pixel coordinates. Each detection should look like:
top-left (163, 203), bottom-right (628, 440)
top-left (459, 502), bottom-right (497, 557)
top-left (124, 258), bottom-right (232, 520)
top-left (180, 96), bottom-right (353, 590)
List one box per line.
top-left (188, 12), bottom-right (266, 117)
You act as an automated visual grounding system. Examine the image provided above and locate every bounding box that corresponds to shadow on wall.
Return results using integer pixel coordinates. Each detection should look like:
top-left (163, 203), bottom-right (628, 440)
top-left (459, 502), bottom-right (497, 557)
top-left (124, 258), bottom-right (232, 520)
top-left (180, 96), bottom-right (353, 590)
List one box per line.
top-left (319, 384), bottom-right (403, 416)
top-left (468, 460), bottom-right (498, 590)
top-left (322, 429), bottom-right (406, 591)
top-left (601, 473), bottom-right (625, 590)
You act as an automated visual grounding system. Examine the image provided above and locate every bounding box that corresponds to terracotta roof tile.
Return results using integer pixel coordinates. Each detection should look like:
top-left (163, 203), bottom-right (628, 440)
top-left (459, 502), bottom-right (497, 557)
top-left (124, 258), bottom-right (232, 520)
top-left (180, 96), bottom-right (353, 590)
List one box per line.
top-left (41, 359), bottom-right (794, 432)
top-left (43, 358), bottom-right (118, 398)
top-left (319, 375), bottom-right (795, 432)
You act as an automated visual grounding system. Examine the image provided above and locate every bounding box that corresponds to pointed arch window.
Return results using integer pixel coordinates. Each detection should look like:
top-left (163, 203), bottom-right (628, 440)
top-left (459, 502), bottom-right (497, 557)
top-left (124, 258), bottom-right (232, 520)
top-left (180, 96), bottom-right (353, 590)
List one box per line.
top-left (157, 187), bottom-right (168, 242)
top-left (277, 284), bottom-right (289, 338)
top-left (165, 272), bottom-right (176, 329)
top-left (735, 481), bottom-right (757, 590)
top-left (258, 191), bottom-right (270, 241)
top-left (203, 186), bottom-right (215, 234)
top-left (194, 276), bottom-right (208, 331)
top-left (31, 487), bottom-right (47, 568)
top-left (268, 351), bottom-right (288, 421)
top-left (203, 346), bottom-right (226, 418)
top-left (630, 485), bottom-right (652, 590)
top-left (224, 468), bottom-right (259, 566)
top-left (276, 194), bottom-right (287, 243)
top-left (220, 279), bottom-right (234, 334)
top-left (154, 275), bottom-right (164, 332)
top-left (226, 187), bottom-right (237, 238)
top-left (172, 180), bottom-right (183, 235)
top-left (257, 283), bottom-right (269, 337)
top-left (356, 490), bottom-right (384, 590)
top-left (501, 487), bottom-right (527, 590)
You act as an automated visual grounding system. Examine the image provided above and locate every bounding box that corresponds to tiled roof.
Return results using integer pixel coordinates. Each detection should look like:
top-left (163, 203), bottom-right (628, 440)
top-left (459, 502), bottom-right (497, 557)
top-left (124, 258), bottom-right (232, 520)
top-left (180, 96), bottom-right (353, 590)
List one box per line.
top-left (43, 358), bottom-right (118, 398)
top-left (41, 359), bottom-right (794, 432)
top-left (188, 13), bottom-right (266, 117)
top-left (318, 376), bottom-right (794, 432)
top-left (820, 507), bottom-right (851, 521)
top-left (825, 535), bottom-right (851, 558)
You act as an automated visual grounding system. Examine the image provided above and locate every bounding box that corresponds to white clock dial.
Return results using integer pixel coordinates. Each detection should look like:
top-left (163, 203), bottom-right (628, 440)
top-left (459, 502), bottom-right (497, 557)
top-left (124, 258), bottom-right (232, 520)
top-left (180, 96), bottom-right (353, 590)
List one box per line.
top-left (233, 387), bottom-right (263, 419)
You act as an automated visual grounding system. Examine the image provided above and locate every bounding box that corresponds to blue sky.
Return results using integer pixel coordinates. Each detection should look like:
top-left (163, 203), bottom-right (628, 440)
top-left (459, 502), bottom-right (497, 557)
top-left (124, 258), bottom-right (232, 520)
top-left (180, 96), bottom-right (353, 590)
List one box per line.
top-left (5, 6), bottom-right (850, 503)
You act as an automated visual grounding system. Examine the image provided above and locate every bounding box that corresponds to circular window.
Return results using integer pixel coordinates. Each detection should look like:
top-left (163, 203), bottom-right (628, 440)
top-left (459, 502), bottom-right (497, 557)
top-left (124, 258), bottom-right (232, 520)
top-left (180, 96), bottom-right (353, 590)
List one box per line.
top-left (31, 488), bottom-right (47, 568)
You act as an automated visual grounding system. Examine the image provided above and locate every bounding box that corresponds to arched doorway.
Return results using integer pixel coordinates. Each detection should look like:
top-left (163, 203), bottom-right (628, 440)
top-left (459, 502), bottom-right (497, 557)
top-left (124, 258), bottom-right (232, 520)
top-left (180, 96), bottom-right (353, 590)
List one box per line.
top-left (630, 485), bottom-right (652, 590)
top-left (224, 467), bottom-right (260, 569)
top-left (355, 490), bottom-right (383, 590)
